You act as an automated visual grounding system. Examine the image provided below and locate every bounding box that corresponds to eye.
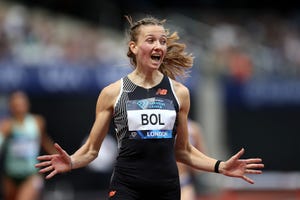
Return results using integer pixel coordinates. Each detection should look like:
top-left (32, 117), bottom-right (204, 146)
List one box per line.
top-left (146, 38), bottom-right (154, 44)
top-left (160, 39), bottom-right (167, 45)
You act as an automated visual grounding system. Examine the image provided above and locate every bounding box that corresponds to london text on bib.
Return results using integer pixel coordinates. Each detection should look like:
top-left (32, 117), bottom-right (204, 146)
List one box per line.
top-left (126, 97), bottom-right (176, 139)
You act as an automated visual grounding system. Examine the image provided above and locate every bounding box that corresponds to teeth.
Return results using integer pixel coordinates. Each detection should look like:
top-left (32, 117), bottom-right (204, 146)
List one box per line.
top-left (151, 55), bottom-right (161, 61)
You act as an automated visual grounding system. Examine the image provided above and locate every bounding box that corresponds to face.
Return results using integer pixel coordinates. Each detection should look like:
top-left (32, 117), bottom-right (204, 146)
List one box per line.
top-left (130, 25), bottom-right (167, 71)
top-left (9, 92), bottom-right (30, 117)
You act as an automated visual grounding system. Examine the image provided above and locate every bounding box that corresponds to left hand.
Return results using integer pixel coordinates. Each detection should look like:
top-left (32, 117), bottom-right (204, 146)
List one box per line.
top-left (219, 148), bottom-right (264, 184)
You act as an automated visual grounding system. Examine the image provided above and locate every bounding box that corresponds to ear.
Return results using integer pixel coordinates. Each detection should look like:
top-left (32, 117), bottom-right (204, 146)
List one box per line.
top-left (129, 41), bottom-right (137, 55)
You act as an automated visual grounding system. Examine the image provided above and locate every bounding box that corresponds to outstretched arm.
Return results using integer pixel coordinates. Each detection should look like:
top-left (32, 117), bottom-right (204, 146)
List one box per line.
top-left (36, 82), bottom-right (120, 179)
top-left (173, 81), bottom-right (263, 184)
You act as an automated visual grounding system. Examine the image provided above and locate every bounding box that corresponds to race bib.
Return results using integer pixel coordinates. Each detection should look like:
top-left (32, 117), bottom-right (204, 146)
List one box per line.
top-left (126, 97), bottom-right (176, 139)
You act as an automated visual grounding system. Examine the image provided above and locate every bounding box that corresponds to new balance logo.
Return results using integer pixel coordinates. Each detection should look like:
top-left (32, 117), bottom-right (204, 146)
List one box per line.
top-left (156, 88), bottom-right (168, 95)
top-left (109, 190), bottom-right (116, 198)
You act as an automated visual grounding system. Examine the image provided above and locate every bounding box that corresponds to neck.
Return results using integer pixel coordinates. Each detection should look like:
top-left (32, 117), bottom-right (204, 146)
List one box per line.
top-left (129, 69), bottom-right (163, 89)
top-left (14, 114), bottom-right (26, 123)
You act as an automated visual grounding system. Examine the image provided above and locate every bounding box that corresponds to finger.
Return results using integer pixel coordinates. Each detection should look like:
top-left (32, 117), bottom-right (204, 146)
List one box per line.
top-left (54, 143), bottom-right (70, 162)
top-left (242, 175), bottom-right (254, 184)
top-left (232, 148), bottom-right (245, 160)
top-left (54, 143), bottom-right (66, 155)
top-left (46, 170), bottom-right (57, 179)
top-left (245, 169), bottom-right (263, 174)
top-left (55, 143), bottom-right (72, 165)
top-left (39, 165), bottom-right (54, 174)
top-left (244, 158), bottom-right (263, 164)
top-left (37, 155), bottom-right (54, 161)
top-left (35, 161), bottom-right (51, 168)
top-left (246, 163), bottom-right (264, 169)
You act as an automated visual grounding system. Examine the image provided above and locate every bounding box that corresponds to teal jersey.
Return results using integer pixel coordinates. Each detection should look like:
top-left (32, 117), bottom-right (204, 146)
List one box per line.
top-left (4, 114), bottom-right (41, 177)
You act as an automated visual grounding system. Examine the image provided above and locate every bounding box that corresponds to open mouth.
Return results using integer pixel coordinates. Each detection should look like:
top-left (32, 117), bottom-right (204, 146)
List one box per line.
top-left (151, 55), bottom-right (161, 61)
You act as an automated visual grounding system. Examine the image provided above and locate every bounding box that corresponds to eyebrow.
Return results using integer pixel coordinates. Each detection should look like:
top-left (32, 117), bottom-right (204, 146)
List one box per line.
top-left (145, 34), bottom-right (167, 38)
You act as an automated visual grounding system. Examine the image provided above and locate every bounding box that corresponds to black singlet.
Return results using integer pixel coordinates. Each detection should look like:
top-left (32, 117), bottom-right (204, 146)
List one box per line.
top-left (109, 75), bottom-right (180, 199)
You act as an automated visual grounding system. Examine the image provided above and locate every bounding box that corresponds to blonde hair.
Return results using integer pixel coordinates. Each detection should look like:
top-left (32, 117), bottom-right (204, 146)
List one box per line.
top-left (125, 16), bottom-right (194, 79)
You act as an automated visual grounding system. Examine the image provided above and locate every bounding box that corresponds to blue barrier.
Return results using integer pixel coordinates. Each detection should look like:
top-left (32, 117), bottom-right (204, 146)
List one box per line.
top-left (0, 65), bottom-right (132, 94)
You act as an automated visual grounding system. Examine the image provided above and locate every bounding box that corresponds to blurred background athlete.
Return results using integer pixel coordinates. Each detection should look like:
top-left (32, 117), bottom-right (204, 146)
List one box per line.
top-left (0, 91), bottom-right (57, 200)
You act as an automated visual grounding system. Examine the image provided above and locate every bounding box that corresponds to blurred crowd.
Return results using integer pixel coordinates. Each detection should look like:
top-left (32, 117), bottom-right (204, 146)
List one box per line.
top-left (0, 2), bottom-right (127, 68)
top-left (193, 11), bottom-right (300, 82)
top-left (1, 2), bottom-right (300, 82)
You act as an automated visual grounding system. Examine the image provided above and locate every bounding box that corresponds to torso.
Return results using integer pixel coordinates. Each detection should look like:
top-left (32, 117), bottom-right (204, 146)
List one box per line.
top-left (112, 75), bottom-right (180, 187)
top-left (4, 114), bottom-right (41, 178)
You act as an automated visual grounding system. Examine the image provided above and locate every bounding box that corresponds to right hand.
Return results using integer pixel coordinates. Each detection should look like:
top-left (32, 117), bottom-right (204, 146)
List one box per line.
top-left (35, 143), bottom-right (72, 179)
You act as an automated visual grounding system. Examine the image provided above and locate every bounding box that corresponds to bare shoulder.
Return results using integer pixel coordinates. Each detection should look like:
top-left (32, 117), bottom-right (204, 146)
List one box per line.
top-left (100, 79), bottom-right (121, 99)
top-left (96, 80), bottom-right (122, 110)
top-left (170, 79), bottom-right (190, 99)
top-left (0, 118), bottom-right (13, 136)
top-left (32, 114), bottom-right (46, 128)
top-left (33, 114), bottom-right (45, 122)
